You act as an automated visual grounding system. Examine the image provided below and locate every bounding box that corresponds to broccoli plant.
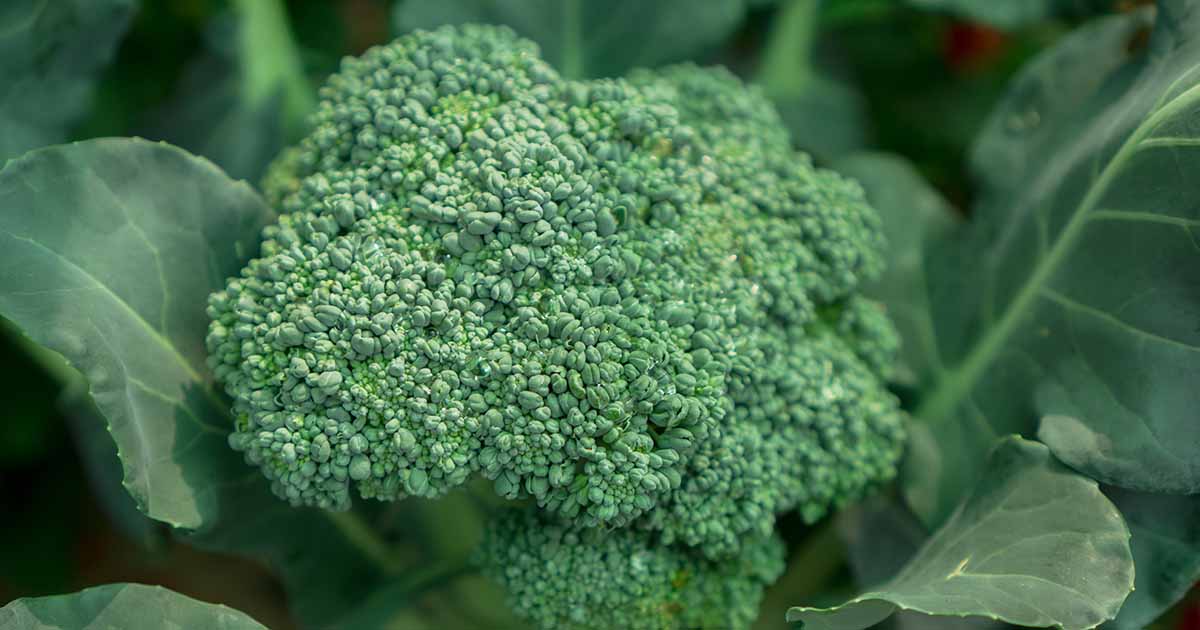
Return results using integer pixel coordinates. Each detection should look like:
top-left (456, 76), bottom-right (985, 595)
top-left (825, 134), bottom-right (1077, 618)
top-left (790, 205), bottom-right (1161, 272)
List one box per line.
top-left (0, 1), bottom-right (1198, 629)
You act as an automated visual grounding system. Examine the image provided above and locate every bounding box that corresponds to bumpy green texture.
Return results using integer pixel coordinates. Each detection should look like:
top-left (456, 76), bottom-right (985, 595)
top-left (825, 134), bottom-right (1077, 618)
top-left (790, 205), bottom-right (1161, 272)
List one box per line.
top-left (206, 24), bottom-right (904, 555)
top-left (475, 508), bottom-right (786, 630)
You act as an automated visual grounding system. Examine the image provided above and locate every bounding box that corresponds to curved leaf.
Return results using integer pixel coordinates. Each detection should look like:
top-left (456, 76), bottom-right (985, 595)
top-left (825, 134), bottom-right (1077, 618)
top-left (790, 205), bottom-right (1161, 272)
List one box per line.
top-left (393, 0), bottom-right (745, 78)
top-left (789, 437), bottom-right (1134, 630)
top-left (0, 0), bottom-right (134, 161)
top-left (0, 138), bottom-right (271, 528)
top-left (905, 3), bottom-right (1200, 525)
top-left (0, 138), bottom-right (395, 626)
top-left (0, 583), bottom-right (266, 629)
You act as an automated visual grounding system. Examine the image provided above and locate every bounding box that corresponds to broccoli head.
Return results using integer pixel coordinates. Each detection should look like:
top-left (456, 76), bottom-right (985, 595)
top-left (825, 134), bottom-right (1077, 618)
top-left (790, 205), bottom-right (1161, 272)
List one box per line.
top-left (474, 507), bottom-right (786, 630)
top-left (206, 23), bottom-right (904, 558)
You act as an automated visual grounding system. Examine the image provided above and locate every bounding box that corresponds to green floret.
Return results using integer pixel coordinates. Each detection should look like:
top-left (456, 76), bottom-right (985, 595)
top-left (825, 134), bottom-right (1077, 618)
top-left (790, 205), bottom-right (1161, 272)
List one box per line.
top-left (474, 508), bottom-right (785, 630)
top-left (206, 23), bottom-right (904, 551)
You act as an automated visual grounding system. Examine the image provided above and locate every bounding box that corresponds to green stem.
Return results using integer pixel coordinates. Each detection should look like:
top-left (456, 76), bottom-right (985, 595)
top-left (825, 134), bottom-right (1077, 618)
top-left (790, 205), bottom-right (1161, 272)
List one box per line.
top-left (231, 0), bottom-right (316, 138)
top-left (559, 0), bottom-right (585, 79)
top-left (755, 0), bottom-right (820, 95)
top-left (325, 509), bottom-right (408, 575)
top-left (401, 560), bottom-right (475, 594)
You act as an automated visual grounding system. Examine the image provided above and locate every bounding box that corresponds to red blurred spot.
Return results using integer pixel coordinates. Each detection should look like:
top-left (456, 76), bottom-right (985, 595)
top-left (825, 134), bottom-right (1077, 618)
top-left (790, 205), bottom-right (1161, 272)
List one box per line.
top-left (944, 22), bottom-right (1008, 72)
top-left (1181, 602), bottom-right (1200, 630)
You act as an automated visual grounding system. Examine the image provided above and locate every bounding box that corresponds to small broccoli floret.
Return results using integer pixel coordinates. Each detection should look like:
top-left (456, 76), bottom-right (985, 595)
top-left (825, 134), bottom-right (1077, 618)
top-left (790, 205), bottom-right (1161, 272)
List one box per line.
top-left (206, 24), bottom-right (904, 550)
top-left (474, 508), bottom-right (785, 630)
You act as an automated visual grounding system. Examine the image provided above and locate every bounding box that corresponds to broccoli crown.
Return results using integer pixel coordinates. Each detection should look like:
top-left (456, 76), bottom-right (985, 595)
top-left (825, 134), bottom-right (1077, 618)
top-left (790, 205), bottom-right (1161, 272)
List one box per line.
top-left (474, 508), bottom-right (786, 630)
top-left (206, 24), bottom-right (904, 552)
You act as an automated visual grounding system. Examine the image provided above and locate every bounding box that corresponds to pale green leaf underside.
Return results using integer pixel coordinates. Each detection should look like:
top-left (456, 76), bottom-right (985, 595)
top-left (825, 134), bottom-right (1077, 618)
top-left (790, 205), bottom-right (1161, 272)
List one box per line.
top-left (0, 0), bottom-right (134, 161)
top-left (394, 0), bottom-right (745, 78)
top-left (0, 138), bottom-right (273, 528)
top-left (789, 437), bottom-right (1133, 630)
top-left (0, 583), bottom-right (266, 629)
top-left (906, 5), bottom-right (1200, 526)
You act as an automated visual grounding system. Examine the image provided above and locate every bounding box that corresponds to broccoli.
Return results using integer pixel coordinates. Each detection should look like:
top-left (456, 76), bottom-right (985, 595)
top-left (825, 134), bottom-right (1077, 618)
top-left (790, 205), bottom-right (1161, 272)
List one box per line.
top-left (205, 23), bottom-right (905, 628)
top-left (475, 507), bottom-right (786, 630)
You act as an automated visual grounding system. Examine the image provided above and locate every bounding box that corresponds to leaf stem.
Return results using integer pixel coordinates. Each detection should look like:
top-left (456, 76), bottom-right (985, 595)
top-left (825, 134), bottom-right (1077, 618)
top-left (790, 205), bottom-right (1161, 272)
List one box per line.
top-left (559, 0), bottom-right (585, 79)
top-left (231, 0), bottom-right (316, 139)
top-left (324, 509), bottom-right (408, 575)
top-left (755, 0), bottom-right (819, 95)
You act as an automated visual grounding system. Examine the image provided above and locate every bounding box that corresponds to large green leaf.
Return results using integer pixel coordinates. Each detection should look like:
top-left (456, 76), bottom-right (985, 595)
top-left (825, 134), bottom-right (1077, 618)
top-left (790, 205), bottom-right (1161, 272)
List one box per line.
top-left (393, 0), bottom-right (745, 78)
top-left (0, 583), bottom-right (266, 629)
top-left (834, 153), bottom-right (960, 387)
top-left (907, 0), bottom-right (1114, 28)
top-left (788, 437), bottom-right (1134, 630)
top-left (0, 139), bottom-right (400, 627)
top-left (0, 0), bottom-right (135, 162)
top-left (1101, 488), bottom-right (1200, 629)
top-left (0, 138), bottom-right (270, 529)
top-left (904, 2), bottom-right (1200, 525)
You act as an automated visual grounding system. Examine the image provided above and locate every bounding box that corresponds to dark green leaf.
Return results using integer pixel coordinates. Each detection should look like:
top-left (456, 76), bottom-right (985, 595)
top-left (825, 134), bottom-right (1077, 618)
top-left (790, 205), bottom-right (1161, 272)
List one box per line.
top-left (907, 0), bottom-right (1116, 28)
top-left (833, 153), bottom-right (960, 386)
top-left (0, 0), bottom-right (135, 162)
top-left (181, 496), bottom-right (391, 626)
top-left (904, 3), bottom-right (1200, 525)
top-left (838, 494), bottom-right (929, 591)
top-left (393, 0), bottom-right (746, 78)
top-left (769, 76), bottom-right (868, 161)
top-left (144, 0), bottom-right (314, 182)
top-left (788, 437), bottom-right (1134, 630)
top-left (1100, 488), bottom-right (1200, 629)
top-left (65, 385), bottom-right (166, 549)
top-left (0, 583), bottom-right (266, 629)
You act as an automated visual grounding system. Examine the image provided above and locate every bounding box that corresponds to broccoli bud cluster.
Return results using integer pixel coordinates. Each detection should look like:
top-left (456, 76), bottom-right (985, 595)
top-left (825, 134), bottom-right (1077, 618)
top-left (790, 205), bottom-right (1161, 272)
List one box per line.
top-left (207, 23), bottom-right (905, 629)
top-left (475, 509), bottom-right (786, 630)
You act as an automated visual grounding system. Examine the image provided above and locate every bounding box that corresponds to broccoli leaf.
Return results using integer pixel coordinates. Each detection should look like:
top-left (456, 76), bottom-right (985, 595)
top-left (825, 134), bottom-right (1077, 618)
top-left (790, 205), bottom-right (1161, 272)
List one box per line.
top-left (393, 0), bottom-right (745, 78)
top-left (907, 0), bottom-right (1116, 29)
top-left (0, 138), bottom-right (270, 528)
top-left (65, 387), bottom-right (166, 550)
top-left (0, 139), bottom-right (390, 626)
top-left (0, 0), bottom-right (134, 162)
top-left (1099, 488), bottom-right (1200, 629)
top-left (0, 583), bottom-right (266, 629)
top-left (834, 153), bottom-right (960, 387)
top-left (901, 2), bottom-right (1200, 526)
top-left (788, 436), bottom-right (1134, 630)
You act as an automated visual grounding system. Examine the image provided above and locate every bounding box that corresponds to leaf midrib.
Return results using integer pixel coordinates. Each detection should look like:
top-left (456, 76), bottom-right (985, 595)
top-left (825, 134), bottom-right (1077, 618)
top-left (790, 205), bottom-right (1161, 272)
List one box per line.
top-left (915, 80), bottom-right (1200, 428)
top-left (5, 231), bottom-right (214, 394)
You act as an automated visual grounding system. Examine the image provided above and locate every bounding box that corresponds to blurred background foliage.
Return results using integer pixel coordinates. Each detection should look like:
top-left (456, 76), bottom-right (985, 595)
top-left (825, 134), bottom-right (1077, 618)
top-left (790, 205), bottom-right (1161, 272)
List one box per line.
top-left (1, 1), bottom-right (1193, 628)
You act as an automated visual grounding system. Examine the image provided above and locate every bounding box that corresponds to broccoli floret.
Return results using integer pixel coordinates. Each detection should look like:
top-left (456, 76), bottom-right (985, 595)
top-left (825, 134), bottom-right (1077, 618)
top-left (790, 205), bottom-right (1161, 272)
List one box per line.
top-left (206, 23), bottom-right (903, 555)
top-left (474, 507), bottom-right (786, 630)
